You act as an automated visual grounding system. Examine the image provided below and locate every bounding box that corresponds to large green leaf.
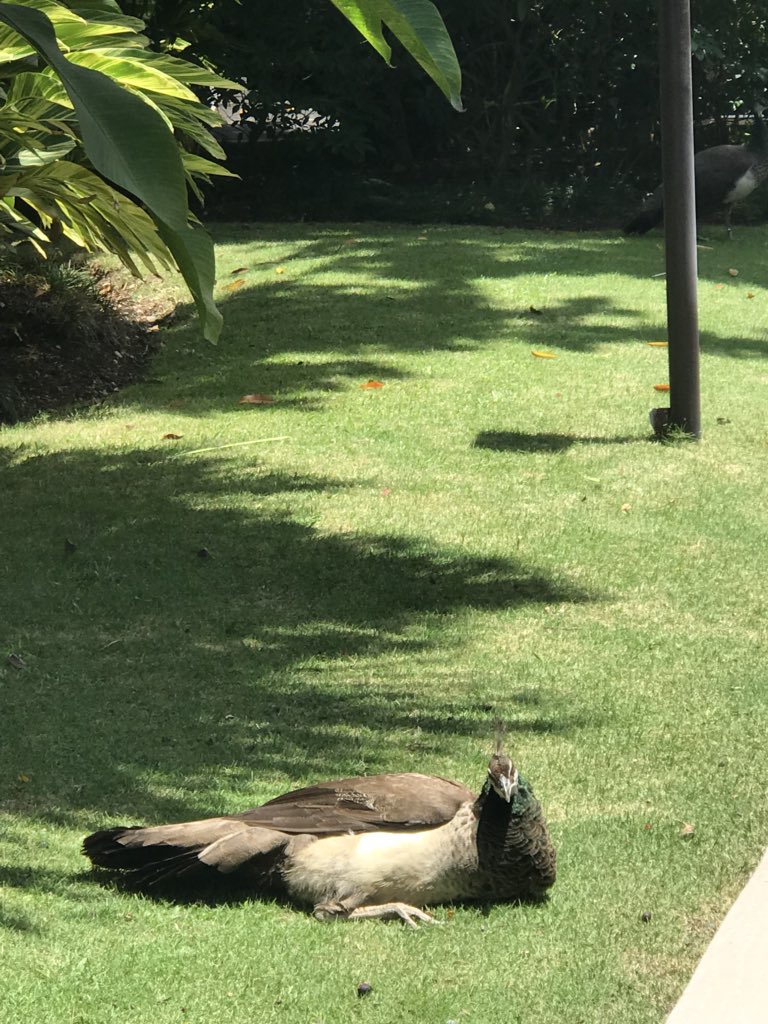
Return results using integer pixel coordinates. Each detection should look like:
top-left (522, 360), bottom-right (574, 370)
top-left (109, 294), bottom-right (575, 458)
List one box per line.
top-left (0, 0), bottom-right (221, 340)
top-left (330, 0), bottom-right (462, 111)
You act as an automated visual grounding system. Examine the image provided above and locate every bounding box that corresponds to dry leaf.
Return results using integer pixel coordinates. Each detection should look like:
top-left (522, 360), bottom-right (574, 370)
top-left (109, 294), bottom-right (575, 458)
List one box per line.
top-left (728, 268), bottom-right (739, 277)
top-left (417, 234), bottom-right (428, 241)
top-left (643, 823), bottom-right (653, 830)
top-left (275, 266), bottom-right (286, 275)
top-left (621, 503), bottom-right (631, 513)
top-left (230, 267), bottom-right (248, 274)
top-left (17, 773), bottom-right (30, 783)
top-left (381, 488), bottom-right (392, 497)
top-left (647, 341), bottom-right (668, 347)
top-left (162, 433), bottom-right (183, 440)
top-left (484, 201), bottom-right (496, 211)
top-left (125, 423), bottom-right (137, 430)
top-left (238, 394), bottom-right (275, 405)
top-left (360, 380), bottom-right (384, 389)
top-left (529, 305), bottom-right (543, 315)
top-left (654, 383), bottom-right (670, 392)
top-left (680, 823), bottom-right (696, 837)
top-left (532, 351), bottom-right (556, 359)
top-left (7, 653), bottom-right (26, 669)
top-left (714, 284), bottom-right (724, 290)
top-left (747, 292), bottom-right (755, 299)
top-left (225, 278), bottom-right (246, 291)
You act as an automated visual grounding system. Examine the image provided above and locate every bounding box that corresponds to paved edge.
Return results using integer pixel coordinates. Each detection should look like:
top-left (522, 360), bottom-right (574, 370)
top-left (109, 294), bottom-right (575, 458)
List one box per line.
top-left (666, 848), bottom-right (768, 1024)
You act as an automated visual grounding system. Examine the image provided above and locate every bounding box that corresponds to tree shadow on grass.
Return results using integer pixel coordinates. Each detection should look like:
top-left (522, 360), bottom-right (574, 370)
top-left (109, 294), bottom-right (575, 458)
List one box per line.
top-left (0, 444), bottom-right (597, 833)
top-left (474, 430), bottom-right (647, 453)
top-left (124, 226), bottom-right (768, 425)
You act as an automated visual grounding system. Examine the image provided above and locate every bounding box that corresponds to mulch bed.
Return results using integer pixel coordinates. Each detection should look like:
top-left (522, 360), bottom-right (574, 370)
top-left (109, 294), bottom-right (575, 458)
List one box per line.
top-left (0, 265), bottom-right (172, 424)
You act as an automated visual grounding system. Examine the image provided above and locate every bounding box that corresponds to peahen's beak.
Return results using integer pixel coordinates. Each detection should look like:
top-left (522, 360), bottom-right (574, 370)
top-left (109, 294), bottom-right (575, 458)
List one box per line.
top-left (498, 774), bottom-right (517, 803)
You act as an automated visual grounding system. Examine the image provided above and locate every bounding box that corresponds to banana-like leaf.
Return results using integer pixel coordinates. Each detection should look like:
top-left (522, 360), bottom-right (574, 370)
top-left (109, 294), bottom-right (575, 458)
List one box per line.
top-left (0, 0), bottom-right (138, 61)
top-left (0, 0), bottom-right (222, 341)
top-left (330, 0), bottom-right (462, 111)
top-left (89, 45), bottom-right (241, 89)
top-left (5, 160), bottom-right (176, 275)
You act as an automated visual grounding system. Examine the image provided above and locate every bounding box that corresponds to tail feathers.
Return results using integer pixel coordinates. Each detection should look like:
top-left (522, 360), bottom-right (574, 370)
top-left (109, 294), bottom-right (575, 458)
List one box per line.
top-left (83, 818), bottom-right (290, 883)
top-left (624, 205), bottom-right (663, 235)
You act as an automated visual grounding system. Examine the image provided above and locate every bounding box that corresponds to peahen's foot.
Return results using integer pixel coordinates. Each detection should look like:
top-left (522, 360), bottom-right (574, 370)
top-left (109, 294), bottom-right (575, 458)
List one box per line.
top-left (314, 900), bottom-right (440, 928)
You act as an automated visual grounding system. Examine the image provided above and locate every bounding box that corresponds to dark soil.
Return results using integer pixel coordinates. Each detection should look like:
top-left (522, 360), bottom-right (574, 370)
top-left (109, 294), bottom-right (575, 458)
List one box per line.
top-left (0, 263), bottom-right (173, 425)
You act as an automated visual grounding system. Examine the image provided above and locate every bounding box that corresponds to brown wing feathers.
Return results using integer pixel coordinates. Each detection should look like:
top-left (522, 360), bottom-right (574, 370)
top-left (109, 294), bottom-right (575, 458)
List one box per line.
top-left (239, 773), bottom-right (475, 833)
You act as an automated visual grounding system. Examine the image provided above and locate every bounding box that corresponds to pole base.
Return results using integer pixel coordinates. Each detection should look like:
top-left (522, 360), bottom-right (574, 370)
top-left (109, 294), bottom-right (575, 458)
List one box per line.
top-left (649, 407), bottom-right (670, 438)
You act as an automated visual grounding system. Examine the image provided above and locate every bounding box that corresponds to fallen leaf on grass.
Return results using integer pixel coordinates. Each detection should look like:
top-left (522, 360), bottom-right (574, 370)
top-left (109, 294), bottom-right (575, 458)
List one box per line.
top-left (654, 383), bottom-right (670, 392)
top-left (417, 234), bottom-right (428, 241)
top-left (360, 379), bottom-right (384, 389)
top-left (647, 341), bottom-right (668, 347)
top-left (225, 278), bottom-right (246, 292)
top-left (230, 267), bottom-right (248, 275)
top-left (680, 823), bottom-right (696, 837)
top-left (747, 292), bottom-right (755, 299)
top-left (162, 433), bottom-right (183, 440)
top-left (7, 653), bottom-right (26, 669)
top-left (17, 773), bottom-right (30, 783)
top-left (728, 268), bottom-right (739, 277)
top-left (714, 284), bottom-right (724, 290)
top-left (529, 305), bottom-right (543, 315)
top-left (275, 266), bottom-right (286, 275)
top-left (239, 394), bottom-right (275, 405)
top-left (531, 351), bottom-right (556, 359)
top-left (381, 488), bottom-right (392, 497)
top-left (621, 503), bottom-right (631, 513)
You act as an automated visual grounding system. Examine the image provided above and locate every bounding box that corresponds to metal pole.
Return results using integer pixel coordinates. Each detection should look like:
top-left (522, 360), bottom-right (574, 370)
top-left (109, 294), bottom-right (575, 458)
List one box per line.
top-left (658, 0), bottom-right (701, 438)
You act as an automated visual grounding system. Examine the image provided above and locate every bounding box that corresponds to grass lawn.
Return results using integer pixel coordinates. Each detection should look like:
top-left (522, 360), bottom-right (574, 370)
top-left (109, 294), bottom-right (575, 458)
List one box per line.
top-left (1, 222), bottom-right (767, 1024)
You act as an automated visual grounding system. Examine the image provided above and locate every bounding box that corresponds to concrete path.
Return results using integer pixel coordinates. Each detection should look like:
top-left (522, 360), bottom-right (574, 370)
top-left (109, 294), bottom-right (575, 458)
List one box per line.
top-left (666, 848), bottom-right (768, 1024)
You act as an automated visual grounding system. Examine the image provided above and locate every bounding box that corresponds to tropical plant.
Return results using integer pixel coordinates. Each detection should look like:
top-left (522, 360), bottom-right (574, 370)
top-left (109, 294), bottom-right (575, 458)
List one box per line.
top-left (0, 0), bottom-right (243, 341)
top-left (0, 0), bottom-right (461, 341)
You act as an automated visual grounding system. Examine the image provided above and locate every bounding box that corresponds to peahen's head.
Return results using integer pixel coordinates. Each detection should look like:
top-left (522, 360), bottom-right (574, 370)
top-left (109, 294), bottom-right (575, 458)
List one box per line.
top-left (486, 751), bottom-right (519, 803)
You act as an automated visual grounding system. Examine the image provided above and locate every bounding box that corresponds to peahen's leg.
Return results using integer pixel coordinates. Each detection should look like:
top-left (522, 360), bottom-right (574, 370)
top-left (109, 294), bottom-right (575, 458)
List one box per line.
top-left (314, 899), bottom-right (439, 928)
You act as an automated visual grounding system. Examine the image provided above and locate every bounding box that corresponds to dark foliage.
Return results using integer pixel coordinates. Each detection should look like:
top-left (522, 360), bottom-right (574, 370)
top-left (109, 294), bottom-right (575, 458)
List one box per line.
top-left (172, 0), bottom-right (768, 225)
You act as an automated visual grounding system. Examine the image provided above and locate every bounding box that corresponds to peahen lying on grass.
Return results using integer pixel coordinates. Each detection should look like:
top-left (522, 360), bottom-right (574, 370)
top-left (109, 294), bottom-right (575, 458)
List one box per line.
top-left (83, 742), bottom-right (556, 926)
top-left (624, 108), bottom-right (768, 238)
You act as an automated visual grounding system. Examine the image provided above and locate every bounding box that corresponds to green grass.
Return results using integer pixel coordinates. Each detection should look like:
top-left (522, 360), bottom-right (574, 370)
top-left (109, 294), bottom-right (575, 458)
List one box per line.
top-left (1, 222), bottom-right (767, 1024)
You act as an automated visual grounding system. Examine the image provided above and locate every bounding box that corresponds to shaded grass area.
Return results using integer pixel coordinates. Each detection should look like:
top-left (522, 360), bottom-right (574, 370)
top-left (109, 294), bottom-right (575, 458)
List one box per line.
top-left (1, 223), bottom-right (767, 1024)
